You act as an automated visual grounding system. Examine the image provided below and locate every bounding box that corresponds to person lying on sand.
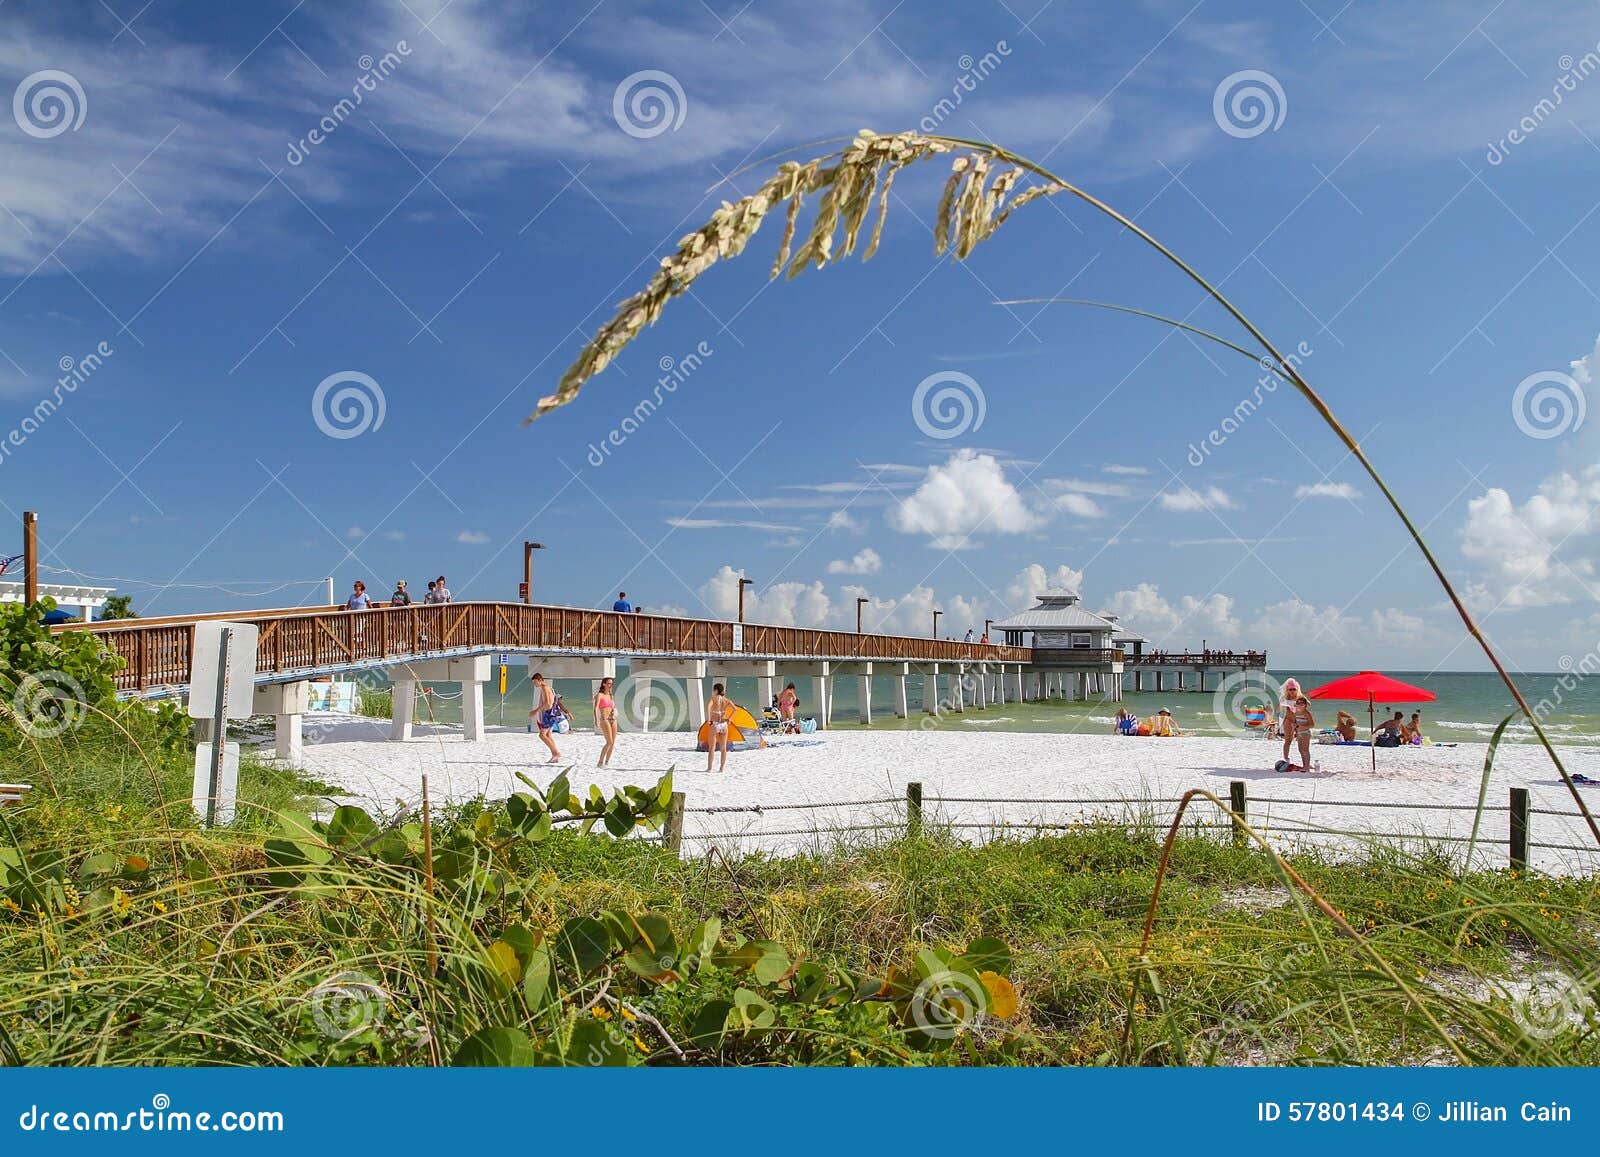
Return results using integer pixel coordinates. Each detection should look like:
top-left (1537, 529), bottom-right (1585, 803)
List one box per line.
top-left (1336, 710), bottom-right (1359, 742)
top-left (1147, 707), bottom-right (1181, 737)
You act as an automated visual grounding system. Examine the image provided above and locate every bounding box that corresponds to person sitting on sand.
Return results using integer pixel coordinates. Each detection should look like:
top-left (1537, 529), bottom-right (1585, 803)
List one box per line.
top-left (1373, 710), bottom-right (1405, 748)
top-left (1115, 708), bottom-right (1138, 735)
top-left (1147, 707), bottom-right (1181, 737)
top-left (1336, 710), bottom-right (1359, 742)
top-left (1401, 711), bottom-right (1424, 744)
top-left (1285, 689), bottom-right (1315, 771)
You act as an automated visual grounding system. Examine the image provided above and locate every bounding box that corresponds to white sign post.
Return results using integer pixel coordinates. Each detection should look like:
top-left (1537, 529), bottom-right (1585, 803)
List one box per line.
top-left (188, 621), bottom-right (258, 827)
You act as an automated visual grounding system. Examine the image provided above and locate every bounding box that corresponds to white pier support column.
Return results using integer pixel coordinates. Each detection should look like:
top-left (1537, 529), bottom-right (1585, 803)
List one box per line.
top-left (384, 656), bottom-right (492, 740)
top-left (872, 662), bottom-right (909, 720)
top-left (707, 660), bottom-right (777, 715)
top-left (462, 678), bottom-right (486, 741)
top-left (1012, 666), bottom-right (1025, 703)
top-left (253, 682), bottom-right (308, 762)
top-left (972, 664), bottom-right (988, 709)
top-left (994, 667), bottom-right (1007, 706)
top-left (952, 665), bottom-right (967, 712)
top-left (391, 680), bottom-right (416, 740)
top-left (639, 659), bottom-right (706, 728)
top-left (827, 662), bottom-right (875, 725)
top-left (916, 664), bottom-right (941, 714)
top-left (775, 662), bottom-right (831, 731)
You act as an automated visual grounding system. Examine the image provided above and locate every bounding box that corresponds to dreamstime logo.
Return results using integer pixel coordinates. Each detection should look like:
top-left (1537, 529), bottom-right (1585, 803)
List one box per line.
top-left (307, 971), bottom-right (388, 1040)
top-left (312, 371), bottom-right (386, 439)
top-left (1487, 42), bottom-right (1600, 165)
top-left (7, 670), bottom-right (87, 738)
top-left (912, 370), bottom-right (986, 439)
top-left (0, 340), bottom-right (114, 471)
top-left (613, 70), bottom-right (687, 139)
top-left (285, 42), bottom-right (411, 165)
top-left (1510, 970), bottom-right (1592, 1041)
top-left (1188, 341), bottom-right (1312, 466)
top-left (1212, 70), bottom-right (1287, 139)
top-left (616, 669), bottom-right (691, 732)
top-left (1511, 370), bottom-right (1585, 439)
top-left (1211, 671), bottom-right (1284, 733)
top-left (909, 970), bottom-right (987, 1039)
top-left (919, 42), bottom-right (1013, 132)
top-left (12, 70), bottom-right (87, 139)
top-left (587, 340), bottom-right (714, 466)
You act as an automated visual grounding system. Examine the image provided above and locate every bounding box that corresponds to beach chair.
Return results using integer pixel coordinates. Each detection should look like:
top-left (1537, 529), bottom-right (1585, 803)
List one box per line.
top-left (1, 783), bottom-right (32, 808)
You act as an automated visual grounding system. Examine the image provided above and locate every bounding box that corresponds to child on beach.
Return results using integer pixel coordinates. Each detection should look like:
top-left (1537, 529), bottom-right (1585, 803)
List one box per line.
top-left (1285, 687), bottom-right (1315, 771)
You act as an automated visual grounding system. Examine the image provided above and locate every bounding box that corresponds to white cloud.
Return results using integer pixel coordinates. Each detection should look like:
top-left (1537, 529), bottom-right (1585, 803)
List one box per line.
top-left (345, 526), bottom-right (367, 540)
top-left (827, 548), bottom-right (882, 575)
top-left (827, 509), bottom-right (866, 532)
top-left (1051, 492), bottom-right (1104, 519)
top-left (1003, 564), bottom-right (1085, 610)
top-left (1103, 464), bottom-right (1150, 475)
top-left (456, 530), bottom-right (491, 544)
top-left (700, 565), bottom-right (830, 626)
top-left (1461, 467), bottom-right (1600, 607)
top-left (1045, 477), bottom-right (1132, 498)
top-left (1101, 582), bottom-right (1240, 642)
top-left (668, 517), bottom-right (804, 532)
top-left (380, 529), bottom-right (406, 541)
top-left (888, 449), bottom-right (1046, 548)
top-left (1159, 485), bottom-right (1236, 512)
top-left (1294, 482), bottom-right (1361, 500)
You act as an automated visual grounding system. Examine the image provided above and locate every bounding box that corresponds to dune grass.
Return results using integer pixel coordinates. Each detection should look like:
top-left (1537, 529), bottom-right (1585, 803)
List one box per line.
top-left (2, 718), bottom-right (1596, 1067)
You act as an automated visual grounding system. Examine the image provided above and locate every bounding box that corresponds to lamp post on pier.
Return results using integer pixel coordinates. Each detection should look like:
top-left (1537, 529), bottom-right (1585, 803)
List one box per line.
top-left (737, 576), bottom-right (754, 623)
top-left (931, 609), bottom-right (942, 639)
top-left (856, 597), bottom-right (869, 633)
top-left (521, 541), bottom-right (545, 603)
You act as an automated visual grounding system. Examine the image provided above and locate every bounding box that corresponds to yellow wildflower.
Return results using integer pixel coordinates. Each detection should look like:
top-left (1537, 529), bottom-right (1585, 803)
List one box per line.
top-left (592, 1007), bottom-right (612, 1021)
top-left (633, 1034), bottom-right (649, 1054)
top-left (619, 1005), bottom-right (637, 1022)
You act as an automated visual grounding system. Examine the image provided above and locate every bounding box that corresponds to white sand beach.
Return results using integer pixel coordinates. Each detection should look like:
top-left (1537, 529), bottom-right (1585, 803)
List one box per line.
top-left (271, 716), bottom-right (1600, 873)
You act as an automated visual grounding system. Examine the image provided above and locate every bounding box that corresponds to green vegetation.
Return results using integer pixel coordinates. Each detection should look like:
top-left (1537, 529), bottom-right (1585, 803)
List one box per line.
top-left (1, 702), bottom-right (1595, 1065)
top-left (0, 600), bottom-right (1593, 1066)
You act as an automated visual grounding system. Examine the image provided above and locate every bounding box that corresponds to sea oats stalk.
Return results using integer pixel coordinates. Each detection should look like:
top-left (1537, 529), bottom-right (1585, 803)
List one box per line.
top-left (536, 129), bottom-right (1598, 849)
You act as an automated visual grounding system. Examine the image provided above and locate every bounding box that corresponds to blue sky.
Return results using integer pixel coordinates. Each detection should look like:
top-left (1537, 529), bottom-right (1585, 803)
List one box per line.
top-left (2, 0), bottom-right (1599, 672)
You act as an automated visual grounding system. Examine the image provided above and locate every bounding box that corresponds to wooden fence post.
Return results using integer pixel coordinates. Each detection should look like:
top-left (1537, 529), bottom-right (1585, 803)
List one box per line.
top-left (1509, 787), bottom-right (1529, 871)
top-left (906, 781), bottom-right (923, 840)
top-left (663, 790), bottom-right (686, 854)
top-left (1229, 779), bottom-right (1247, 849)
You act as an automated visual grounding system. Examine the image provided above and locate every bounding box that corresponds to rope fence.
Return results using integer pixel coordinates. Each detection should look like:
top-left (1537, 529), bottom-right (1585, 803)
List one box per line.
top-left (659, 781), bottom-right (1599, 872)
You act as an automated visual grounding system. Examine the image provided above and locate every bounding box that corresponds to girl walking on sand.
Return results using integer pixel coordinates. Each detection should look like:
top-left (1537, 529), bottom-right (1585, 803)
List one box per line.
top-left (593, 676), bottom-right (618, 768)
top-left (1277, 678), bottom-right (1301, 763)
top-left (705, 682), bottom-right (734, 773)
top-left (529, 672), bottom-right (562, 764)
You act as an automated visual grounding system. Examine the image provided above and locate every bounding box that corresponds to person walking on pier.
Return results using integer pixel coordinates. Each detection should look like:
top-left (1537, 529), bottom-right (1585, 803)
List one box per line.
top-left (529, 672), bottom-right (562, 764)
top-left (344, 581), bottom-right (371, 610)
top-left (390, 579), bottom-right (411, 606)
top-left (435, 575), bottom-right (452, 603)
top-left (706, 682), bottom-right (734, 773)
top-left (594, 676), bottom-right (618, 768)
top-left (612, 591), bottom-right (633, 612)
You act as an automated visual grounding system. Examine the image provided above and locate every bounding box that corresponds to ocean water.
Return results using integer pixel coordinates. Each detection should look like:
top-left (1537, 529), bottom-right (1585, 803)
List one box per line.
top-left (372, 667), bottom-right (1600, 747)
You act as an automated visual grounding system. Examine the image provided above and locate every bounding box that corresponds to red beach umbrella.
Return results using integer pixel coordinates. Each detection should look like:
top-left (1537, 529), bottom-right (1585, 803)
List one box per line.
top-left (1306, 671), bottom-right (1437, 769)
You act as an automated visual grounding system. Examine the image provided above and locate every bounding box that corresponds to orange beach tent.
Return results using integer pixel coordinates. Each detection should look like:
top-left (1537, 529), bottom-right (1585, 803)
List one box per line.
top-left (695, 703), bottom-right (766, 751)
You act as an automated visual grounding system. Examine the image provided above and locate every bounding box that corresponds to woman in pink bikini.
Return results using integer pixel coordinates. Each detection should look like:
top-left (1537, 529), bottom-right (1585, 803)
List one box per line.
top-left (593, 676), bottom-right (618, 768)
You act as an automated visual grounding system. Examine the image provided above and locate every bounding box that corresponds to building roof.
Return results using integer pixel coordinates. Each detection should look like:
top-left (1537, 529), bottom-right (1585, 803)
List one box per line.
top-left (1101, 614), bottom-right (1149, 645)
top-left (0, 580), bottom-right (115, 606)
top-left (991, 591), bottom-right (1124, 633)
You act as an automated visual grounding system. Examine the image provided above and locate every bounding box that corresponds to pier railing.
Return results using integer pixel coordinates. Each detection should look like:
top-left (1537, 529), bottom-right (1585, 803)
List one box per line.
top-left (1127, 650), bottom-right (1268, 667)
top-left (59, 601), bottom-right (1032, 695)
